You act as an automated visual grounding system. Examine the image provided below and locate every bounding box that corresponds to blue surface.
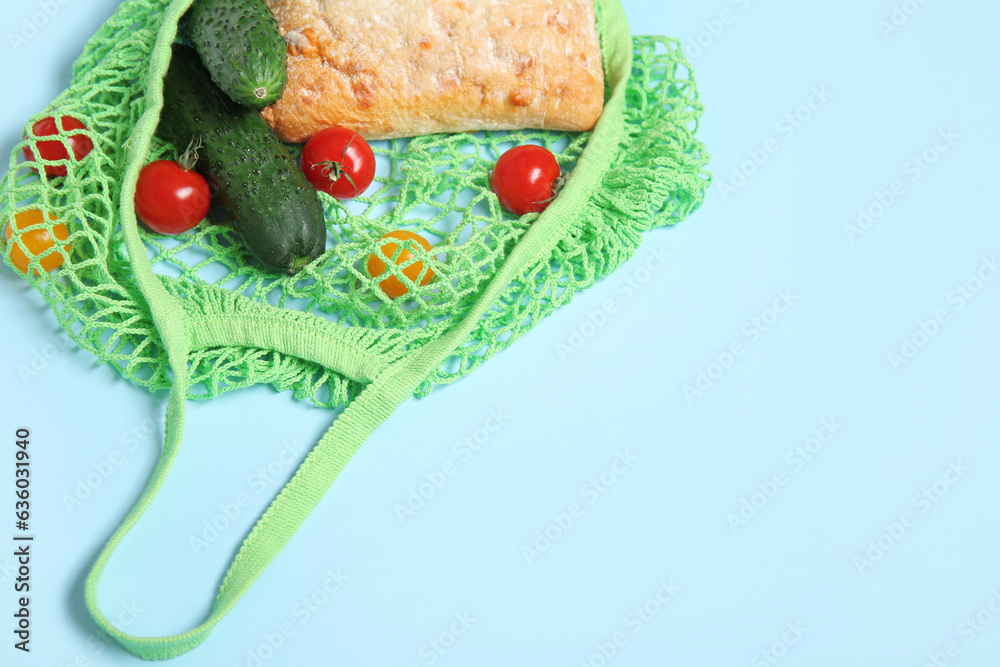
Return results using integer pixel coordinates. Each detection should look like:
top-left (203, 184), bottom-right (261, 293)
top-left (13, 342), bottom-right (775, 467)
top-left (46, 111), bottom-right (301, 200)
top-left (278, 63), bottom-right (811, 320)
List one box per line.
top-left (1, 0), bottom-right (999, 665)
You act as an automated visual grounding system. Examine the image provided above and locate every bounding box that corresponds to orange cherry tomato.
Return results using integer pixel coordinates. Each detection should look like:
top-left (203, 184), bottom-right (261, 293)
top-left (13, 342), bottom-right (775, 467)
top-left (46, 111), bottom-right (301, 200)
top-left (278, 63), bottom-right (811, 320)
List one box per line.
top-left (367, 230), bottom-right (434, 299)
top-left (3, 209), bottom-right (70, 276)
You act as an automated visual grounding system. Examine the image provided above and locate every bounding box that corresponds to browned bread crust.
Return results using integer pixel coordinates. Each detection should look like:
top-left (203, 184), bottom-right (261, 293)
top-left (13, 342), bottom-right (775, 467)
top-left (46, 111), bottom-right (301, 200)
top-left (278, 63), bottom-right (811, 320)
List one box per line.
top-left (261, 0), bottom-right (605, 142)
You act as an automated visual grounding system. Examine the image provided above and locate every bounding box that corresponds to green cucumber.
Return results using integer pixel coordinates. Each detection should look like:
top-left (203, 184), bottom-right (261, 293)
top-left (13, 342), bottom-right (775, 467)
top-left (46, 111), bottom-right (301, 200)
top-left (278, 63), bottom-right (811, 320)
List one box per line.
top-left (181, 0), bottom-right (287, 109)
top-left (159, 44), bottom-right (326, 275)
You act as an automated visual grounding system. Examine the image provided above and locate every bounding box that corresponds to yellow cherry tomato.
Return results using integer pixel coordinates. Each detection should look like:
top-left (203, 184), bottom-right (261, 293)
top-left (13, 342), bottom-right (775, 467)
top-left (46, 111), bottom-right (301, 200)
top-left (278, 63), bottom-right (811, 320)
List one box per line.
top-left (4, 209), bottom-right (69, 276)
top-left (367, 230), bottom-right (434, 299)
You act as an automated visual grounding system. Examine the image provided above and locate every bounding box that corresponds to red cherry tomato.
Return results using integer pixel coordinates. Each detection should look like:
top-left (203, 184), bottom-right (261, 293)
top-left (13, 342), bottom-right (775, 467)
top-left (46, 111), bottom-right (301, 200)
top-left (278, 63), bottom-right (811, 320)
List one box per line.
top-left (134, 160), bottom-right (211, 235)
top-left (301, 126), bottom-right (376, 200)
top-left (23, 116), bottom-right (94, 178)
top-left (490, 145), bottom-right (561, 216)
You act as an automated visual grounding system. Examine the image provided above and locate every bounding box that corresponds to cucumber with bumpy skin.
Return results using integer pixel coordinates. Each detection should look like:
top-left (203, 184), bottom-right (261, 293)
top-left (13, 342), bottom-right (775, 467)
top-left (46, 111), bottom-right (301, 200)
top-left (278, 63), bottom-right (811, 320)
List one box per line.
top-left (181, 0), bottom-right (287, 109)
top-left (159, 44), bottom-right (326, 275)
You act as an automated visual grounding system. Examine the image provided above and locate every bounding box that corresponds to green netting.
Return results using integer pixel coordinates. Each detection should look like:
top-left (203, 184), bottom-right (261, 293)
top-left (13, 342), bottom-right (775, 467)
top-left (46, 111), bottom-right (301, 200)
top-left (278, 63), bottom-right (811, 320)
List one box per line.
top-left (1, 0), bottom-right (710, 658)
top-left (1, 0), bottom-right (709, 409)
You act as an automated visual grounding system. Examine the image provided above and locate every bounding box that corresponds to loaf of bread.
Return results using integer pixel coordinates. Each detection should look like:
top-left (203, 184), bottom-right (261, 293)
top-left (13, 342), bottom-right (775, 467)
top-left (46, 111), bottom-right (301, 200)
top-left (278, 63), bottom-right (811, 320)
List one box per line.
top-left (261, 0), bottom-right (605, 142)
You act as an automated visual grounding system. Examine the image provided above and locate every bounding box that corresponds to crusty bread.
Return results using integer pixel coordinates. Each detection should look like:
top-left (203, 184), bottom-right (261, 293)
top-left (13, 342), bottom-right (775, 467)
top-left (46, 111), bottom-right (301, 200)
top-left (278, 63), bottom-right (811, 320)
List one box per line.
top-left (261, 0), bottom-right (605, 142)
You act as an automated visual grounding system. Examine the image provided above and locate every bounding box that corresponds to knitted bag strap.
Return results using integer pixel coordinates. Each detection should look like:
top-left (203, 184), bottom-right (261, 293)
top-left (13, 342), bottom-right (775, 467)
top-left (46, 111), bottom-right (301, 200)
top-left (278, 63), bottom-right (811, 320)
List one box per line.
top-left (83, 0), bottom-right (634, 659)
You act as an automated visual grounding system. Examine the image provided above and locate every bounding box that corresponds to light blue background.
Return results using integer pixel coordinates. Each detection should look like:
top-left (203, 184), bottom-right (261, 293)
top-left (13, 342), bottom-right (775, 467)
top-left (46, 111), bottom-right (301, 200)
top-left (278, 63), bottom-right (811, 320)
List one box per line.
top-left (2, 0), bottom-right (999, 665)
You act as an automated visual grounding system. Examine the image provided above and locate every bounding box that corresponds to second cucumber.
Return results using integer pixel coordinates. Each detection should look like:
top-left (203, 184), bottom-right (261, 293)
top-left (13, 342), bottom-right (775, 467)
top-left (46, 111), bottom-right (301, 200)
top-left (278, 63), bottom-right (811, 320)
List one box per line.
top-left (181, 0), bottom-right (287, 109)
top-left (159, 44), bottom-right (326, 275)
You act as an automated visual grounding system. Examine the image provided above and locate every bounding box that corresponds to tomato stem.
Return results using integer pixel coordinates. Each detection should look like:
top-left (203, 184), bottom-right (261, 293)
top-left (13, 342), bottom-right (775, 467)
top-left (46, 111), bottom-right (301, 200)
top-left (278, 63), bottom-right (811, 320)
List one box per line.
top-left (534, 171), bottom-right (568, 207)
top-left (178, 137), bottom-right (203, 171)
top-left (314, 135), bottom-right (359, 196)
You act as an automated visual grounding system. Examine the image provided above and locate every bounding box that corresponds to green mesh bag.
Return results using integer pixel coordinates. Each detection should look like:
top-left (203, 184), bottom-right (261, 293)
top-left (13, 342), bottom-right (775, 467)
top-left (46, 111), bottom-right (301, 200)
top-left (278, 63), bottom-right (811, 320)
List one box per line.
top-left (0, 0), bottom-right (710, 659)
